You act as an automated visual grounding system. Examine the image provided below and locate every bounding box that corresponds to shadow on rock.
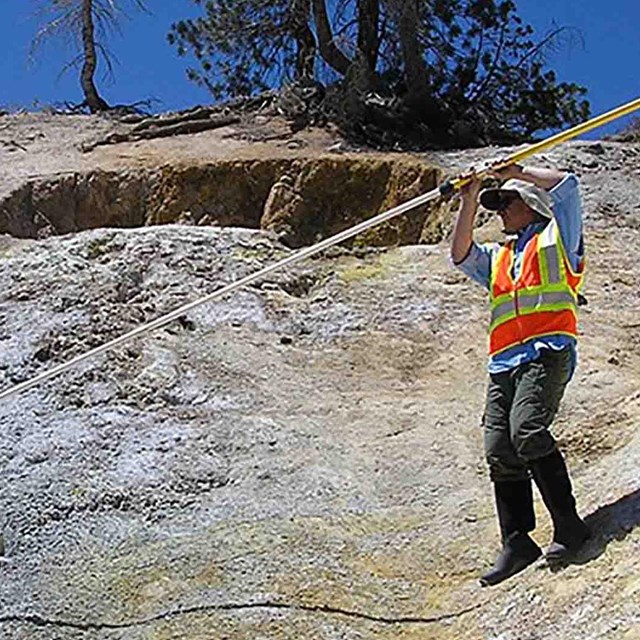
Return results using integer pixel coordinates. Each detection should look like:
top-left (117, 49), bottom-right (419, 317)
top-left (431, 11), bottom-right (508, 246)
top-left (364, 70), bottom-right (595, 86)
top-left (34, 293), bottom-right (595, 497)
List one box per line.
top-left (549, 487), bottom-right (640, 572)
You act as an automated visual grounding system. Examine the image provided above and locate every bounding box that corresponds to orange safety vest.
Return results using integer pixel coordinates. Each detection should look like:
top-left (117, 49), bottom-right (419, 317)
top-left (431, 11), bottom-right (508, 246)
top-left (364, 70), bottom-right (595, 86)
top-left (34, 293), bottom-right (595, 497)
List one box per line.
top-left (489, 219), bottom-right (584, 356)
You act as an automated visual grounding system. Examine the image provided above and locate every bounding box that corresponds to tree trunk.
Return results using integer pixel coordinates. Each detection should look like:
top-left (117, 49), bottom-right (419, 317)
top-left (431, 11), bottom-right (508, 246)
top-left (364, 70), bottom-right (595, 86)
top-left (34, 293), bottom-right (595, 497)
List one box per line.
top-left (80, 0), bottom-right (109, 112)
top-left (311, 0), bottom-right (352, 76)
top-left (357, 0), bottom-right (380, 73)
top-left (384, 0), bottom-right (446, 125)
top-left (291, 0), bottom-right (317, 80)
top-left (392, 0), bottom-right (430, 107)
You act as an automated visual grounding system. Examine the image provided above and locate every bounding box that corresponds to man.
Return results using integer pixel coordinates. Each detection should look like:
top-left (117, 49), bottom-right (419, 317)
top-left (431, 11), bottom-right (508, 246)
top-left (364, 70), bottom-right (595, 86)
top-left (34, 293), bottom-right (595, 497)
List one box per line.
top-left (451, 163), bottom-right (590, 587)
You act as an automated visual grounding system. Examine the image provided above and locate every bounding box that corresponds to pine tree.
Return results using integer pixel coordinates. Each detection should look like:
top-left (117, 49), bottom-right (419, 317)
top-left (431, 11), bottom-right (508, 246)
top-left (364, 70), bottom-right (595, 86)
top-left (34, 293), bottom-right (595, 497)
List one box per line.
top-left (169, 0), bottom-right (590, 145)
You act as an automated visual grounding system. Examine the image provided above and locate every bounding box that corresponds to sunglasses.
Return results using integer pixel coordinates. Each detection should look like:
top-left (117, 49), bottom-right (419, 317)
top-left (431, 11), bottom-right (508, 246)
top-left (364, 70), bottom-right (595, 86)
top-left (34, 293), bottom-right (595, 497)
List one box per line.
top-left (496, 193), bottom-right (520, 212)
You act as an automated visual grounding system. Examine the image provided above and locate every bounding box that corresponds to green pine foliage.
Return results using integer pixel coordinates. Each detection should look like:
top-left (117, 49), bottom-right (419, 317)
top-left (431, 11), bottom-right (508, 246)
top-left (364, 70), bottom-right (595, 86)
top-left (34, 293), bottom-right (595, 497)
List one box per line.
top-left (168, 0), bottom-right (590, 146)
top-left (168, 0), bottom-right (296, 100)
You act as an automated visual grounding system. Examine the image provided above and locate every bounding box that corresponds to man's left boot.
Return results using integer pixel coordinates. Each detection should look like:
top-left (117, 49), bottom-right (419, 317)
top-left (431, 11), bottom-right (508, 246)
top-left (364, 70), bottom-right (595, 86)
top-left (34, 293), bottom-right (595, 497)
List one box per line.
top-left (530, 449), bottom-right (590, 562)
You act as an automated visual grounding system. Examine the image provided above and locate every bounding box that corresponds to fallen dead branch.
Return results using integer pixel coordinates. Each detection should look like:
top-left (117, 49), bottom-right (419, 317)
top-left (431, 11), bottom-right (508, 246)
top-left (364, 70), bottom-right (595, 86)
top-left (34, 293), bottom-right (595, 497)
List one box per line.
top-left (81, 113), bottom-right (241, 152)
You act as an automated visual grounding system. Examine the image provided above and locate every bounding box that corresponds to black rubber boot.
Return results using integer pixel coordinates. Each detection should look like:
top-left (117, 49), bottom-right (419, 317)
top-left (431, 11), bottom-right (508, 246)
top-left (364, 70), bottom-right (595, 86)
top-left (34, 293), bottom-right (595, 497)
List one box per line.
top-left (480, 480), bottom-right (542, 587)
top-left (530, 449), bottom-right (590, 562)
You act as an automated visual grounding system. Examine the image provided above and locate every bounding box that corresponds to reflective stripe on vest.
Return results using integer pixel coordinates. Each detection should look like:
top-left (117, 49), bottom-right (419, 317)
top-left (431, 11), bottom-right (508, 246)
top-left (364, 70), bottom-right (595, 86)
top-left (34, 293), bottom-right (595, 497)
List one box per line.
top-left (488, 219), bottom-right (584, 356)
top-left (490, 289), bottom-right (577, 330)
top-left (539, 221), bottom-right (563, 284)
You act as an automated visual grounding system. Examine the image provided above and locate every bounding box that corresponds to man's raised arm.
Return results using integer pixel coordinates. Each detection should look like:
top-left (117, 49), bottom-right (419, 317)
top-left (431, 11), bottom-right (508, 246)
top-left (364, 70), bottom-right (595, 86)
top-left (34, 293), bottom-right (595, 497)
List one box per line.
top-left (451, 174), bottom-right (482, 265)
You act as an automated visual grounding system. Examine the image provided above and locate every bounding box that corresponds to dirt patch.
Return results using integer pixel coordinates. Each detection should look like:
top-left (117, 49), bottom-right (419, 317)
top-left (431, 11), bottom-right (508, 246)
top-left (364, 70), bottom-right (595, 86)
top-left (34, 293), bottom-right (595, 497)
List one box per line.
top-left (556, 405), bottom-right (637, 466)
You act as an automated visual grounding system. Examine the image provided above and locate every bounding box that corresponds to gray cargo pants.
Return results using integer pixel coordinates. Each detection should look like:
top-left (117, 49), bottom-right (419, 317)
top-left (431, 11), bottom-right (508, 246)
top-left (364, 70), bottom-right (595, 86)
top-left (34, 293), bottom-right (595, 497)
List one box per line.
top-left (483, 348), bottom-right (572, 482)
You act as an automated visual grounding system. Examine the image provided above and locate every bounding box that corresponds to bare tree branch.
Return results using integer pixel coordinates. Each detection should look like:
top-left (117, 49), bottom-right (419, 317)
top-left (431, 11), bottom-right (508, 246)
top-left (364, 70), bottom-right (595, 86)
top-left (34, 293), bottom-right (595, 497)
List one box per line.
top-left (29, 0), bottom-right (149, 111)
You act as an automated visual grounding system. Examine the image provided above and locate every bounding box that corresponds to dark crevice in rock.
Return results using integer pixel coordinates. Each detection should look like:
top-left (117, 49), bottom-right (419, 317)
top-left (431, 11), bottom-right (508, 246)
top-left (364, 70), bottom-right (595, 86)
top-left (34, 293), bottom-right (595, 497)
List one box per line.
top-left (279, 273), bottom-right (321, 298)
top-left (251, 272), bottom-right (321, 299)
top-left (0, 599), bottom-right (484, 631)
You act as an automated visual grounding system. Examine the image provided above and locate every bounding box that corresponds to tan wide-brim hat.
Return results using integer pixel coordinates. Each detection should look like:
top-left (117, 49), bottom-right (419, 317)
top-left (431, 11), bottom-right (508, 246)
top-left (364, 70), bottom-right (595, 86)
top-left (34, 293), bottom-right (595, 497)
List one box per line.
top-left (479, 179), bottom-right (555, 219)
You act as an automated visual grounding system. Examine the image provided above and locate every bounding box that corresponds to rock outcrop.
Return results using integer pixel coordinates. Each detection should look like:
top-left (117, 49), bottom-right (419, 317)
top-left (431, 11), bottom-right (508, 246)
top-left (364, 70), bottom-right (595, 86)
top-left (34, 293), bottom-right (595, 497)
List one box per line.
top-left (1, 155), bottom-right (448, 248)
top-left (0, 112), bottom-right (639, 640)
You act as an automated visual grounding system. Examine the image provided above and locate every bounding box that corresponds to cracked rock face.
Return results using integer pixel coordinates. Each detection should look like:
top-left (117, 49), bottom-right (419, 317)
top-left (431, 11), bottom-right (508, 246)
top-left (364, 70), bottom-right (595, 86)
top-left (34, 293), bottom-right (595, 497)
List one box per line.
top-left (0, 118), bottom-right (639, 640)
top-left (0, 155), bottom-right (449, 250)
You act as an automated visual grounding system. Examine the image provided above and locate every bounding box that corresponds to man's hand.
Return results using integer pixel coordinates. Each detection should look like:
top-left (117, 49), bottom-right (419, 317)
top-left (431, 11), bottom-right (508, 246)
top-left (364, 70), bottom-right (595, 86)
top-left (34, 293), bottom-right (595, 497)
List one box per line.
top-left (484, 159), bottom-right (565, 191)
top-left (486, 161), bottom-right (524, 181)
top-left (458, 169), bottom-right (483, 202)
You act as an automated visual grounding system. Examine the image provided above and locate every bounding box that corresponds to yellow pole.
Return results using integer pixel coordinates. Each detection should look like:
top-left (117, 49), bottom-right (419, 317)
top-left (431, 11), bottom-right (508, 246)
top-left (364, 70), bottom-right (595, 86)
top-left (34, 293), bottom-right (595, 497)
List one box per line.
top-left (1, 96), bottom-right (640, 402)
top-left (448, 96), bottom-right (640, 192)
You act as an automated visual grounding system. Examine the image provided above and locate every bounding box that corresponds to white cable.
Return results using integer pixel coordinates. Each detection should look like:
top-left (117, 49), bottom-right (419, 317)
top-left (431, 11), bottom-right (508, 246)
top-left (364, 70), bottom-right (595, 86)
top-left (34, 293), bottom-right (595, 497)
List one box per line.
top-left (0, 185), bottom-right (444, 402)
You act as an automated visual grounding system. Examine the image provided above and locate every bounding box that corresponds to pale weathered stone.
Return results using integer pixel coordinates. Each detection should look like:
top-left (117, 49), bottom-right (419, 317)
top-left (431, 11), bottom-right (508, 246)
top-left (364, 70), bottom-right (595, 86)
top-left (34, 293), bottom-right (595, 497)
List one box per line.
top-left (0, 112), bottom-right (638, 640)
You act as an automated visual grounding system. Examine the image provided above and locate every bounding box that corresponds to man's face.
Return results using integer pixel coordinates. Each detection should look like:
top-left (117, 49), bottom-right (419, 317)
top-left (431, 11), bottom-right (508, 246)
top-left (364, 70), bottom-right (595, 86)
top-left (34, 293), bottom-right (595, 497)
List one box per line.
top-left (497, 195), bottom-right (536, 234)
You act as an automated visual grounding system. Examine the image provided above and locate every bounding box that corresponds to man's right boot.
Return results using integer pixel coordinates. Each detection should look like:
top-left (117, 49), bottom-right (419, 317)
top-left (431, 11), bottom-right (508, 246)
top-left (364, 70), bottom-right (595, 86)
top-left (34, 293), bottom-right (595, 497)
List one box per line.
top-left (480, 480), bottom-right (542, 587)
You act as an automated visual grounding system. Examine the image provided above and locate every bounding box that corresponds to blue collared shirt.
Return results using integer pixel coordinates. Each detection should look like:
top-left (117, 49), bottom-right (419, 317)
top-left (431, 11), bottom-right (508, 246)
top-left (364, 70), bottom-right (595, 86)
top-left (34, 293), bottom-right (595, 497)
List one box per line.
top-left (455, 174), bottom-right (584, 376)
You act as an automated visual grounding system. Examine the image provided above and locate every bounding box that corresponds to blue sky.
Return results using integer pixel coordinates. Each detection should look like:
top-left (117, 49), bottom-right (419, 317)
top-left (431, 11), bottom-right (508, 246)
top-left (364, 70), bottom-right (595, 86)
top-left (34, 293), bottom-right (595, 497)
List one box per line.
top-left (1, 0), bottom-right (638, 138)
